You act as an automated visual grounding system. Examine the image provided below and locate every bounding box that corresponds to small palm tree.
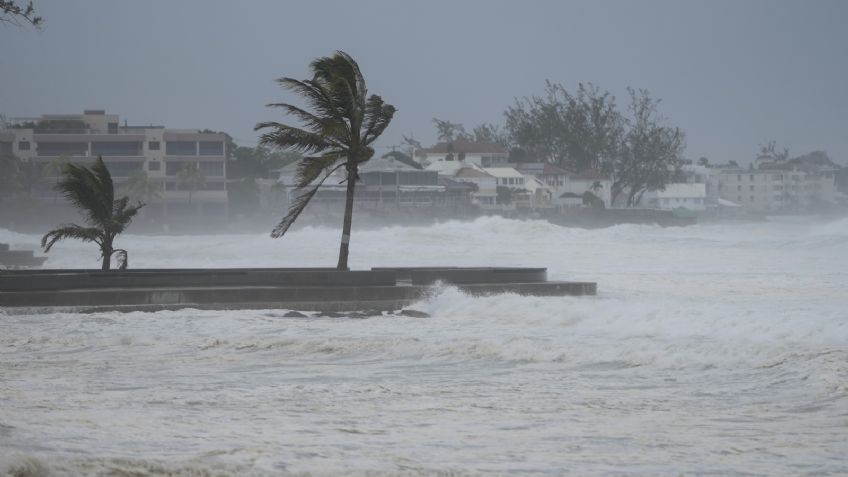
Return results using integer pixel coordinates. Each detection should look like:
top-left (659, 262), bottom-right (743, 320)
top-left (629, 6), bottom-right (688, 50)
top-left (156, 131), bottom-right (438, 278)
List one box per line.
top-left (46, 155), bottom-right (71, 203)
top-left (41, 156), bottom-right (144, 270)
top-left (177, 162), bottom-right (206, 203)
top-left (123, 169), bottom-right (162, 203)
top-left (255, 51), bottom-right (396, 270)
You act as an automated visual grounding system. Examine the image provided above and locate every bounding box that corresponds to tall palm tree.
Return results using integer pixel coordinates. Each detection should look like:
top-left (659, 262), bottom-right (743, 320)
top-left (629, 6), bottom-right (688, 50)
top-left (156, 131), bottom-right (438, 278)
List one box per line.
top-left (255, 51), bottom-right (396, 270)
top-left (46, 155), bottom-right (70, 203)
top-left (41, 156), bottom-right (144, 270)
top-left (123, 169), bottom-right (162, 203)
top-left (177, 162), bottom-right (206, 204)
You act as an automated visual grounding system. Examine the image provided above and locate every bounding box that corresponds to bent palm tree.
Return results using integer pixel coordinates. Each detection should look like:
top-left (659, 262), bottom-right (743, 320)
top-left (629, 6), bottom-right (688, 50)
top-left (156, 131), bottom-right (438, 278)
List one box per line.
top-left (255, 51), bottom-right (396, 270)
top-left (41, 156), bottom-right (144, 270)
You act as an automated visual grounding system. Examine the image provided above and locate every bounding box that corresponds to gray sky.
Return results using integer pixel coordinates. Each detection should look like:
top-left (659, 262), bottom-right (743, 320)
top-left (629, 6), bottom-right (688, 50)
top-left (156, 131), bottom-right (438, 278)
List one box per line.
top-left (2, 0), bottom-right (846, 164)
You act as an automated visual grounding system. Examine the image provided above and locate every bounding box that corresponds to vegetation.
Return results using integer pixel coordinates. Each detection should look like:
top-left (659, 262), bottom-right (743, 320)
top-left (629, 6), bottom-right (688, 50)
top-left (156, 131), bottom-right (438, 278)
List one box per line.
top-left (41, 157), bottom-right (144, 271)
top-left (177, 163), bottom-right (206, 203)
top-left (123, 170), bottom-right (162, 203)
top-left (255, 50), bottom-right (396, 270)
top-left (0, 0), bottom-right (42, 28)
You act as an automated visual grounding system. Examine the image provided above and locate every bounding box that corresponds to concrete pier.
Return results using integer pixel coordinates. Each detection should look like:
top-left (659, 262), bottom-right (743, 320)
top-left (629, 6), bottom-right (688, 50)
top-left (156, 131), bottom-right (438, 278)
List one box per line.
top-left (0, 267), bottom-right (597, 313)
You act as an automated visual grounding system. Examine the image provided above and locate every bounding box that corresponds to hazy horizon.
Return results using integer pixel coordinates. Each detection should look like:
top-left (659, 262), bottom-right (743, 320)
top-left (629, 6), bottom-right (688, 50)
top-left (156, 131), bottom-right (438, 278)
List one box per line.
top-left (2, 0), bottom-right (847, 165)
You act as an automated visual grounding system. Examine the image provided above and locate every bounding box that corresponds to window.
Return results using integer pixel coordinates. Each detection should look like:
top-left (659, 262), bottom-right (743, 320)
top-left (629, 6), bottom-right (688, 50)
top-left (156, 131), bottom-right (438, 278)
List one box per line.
top-left (737, 185), bottom-right (742, 191)
top-left (18, 141), bottom-right (30, 151)
top-left (108, 123), bottom-right (118, 134)
top-left (750, 185), bottom-right (755, 191)
top-left (737, 174), bottom-right (742, 180)
top-left (148, 161), bottom-right (161, 171)
top-left (773, 174), bottom-right (783, 180)
top-left (104, 161), bottom-right (143, 177)
top-left (198, 141), bottom-right (224, 156)
top-left (165, 161), bottom-right (184, 176)
top-left (91, 141), bottom-right (141, 156)
top-left (197, 161), bottom-right (224, 176)
top-left (750, 196), bottom-right (755, 201)
top-left (750, 174), bottom-right (754, 180)
top-left (148, 141), bottom-right (160, 151)
top-left (166, 141), bottom-right (196, 156)
top-left (36, 142), bottom-right (87, 157)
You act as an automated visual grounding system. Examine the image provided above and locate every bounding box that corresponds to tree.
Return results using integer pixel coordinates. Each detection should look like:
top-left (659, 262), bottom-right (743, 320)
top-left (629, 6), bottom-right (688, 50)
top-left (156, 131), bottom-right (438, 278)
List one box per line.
top-left (496, 185), bottom-right (513, 205)
top-left (46, 155), bottom-right (70, 203)
top-left (0, 0), bottom-right (42, 28)
top-left (505, 82), bottom-right (624, 171)
top-left (123, 170), bottom-right (162, 203)
top-left (432, 118), bottom-right (468, 142)
top-left (177, 162), bottom-right (206, 203)
top-left (697, 156), bottom-right (709, 167)
top-left (608, 88), bottom-right (685, 207)
top-left (41, 157), bottom-right (144, 271)
top-left (255, 50), bottom-right (396, 270)
top-left (0, 154), bottom-right (21, 200)
top-left (471, 123), bottom-right (511, 149)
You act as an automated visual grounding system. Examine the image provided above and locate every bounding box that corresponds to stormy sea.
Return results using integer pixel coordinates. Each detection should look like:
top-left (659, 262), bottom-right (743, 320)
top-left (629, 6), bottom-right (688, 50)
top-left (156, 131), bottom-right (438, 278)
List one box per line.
top-left (1, 216), bottom-right (846, 476)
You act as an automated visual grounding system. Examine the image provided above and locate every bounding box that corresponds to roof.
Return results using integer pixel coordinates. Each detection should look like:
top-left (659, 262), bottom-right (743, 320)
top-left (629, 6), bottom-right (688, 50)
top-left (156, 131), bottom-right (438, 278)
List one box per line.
top-left (483, 167), bottom-right (524, 178)
top-left (439, 176), bottom-right (476, 190)
top-left (455, 166), bottom-right (494, 178)
top-left (417, 137), bottom-right (507, 156)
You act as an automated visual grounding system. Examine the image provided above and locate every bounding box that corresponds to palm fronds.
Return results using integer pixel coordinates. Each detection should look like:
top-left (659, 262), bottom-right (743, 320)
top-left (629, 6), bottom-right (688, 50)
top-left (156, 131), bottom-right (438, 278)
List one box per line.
top-left (257, 51), bottom-right (395, 268)
top-left (41, 224), bottom-right (103, 252)
top-left (42, 156), bottom-right (145, 270)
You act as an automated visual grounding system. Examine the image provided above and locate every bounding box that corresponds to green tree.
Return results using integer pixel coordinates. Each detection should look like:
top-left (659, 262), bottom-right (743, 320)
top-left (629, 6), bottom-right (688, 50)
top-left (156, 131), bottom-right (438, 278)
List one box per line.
top-left (496, 185), bottom-right (513, 206)
top-left (0, 0), bottom-right (42, 27)
top-left (609, 88), bottom-right (685, 207)
top-left (177, 162), bottom-right (206, 203)
top-left (123, 170), bottom-right (162, 203)
top-left (255, 50), bottom-right (396, 270)
top-left (45, 155), bottom-right (70, 203)
top-left (0, 154), bottom-right (21, 201)
top-left (41, 157), bottom-right (144, 271)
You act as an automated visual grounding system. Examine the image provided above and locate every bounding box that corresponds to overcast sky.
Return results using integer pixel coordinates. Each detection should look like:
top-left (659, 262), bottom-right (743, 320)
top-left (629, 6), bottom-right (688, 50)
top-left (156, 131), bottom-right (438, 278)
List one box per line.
top-left (2, 0), bottom-right (846, 164)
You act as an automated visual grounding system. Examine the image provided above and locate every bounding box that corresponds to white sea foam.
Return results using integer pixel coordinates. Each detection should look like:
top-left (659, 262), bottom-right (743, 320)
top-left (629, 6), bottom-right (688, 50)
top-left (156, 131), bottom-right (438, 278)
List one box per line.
top-left (1, 217), bottom-right (847, 475)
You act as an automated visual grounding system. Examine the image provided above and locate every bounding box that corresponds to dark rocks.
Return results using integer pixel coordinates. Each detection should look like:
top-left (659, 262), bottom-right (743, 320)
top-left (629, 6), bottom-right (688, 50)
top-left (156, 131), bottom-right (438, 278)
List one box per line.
top-left (399, 309), bottom-right (430, 318)
top-left (283, 311), bottom-right (308, 318)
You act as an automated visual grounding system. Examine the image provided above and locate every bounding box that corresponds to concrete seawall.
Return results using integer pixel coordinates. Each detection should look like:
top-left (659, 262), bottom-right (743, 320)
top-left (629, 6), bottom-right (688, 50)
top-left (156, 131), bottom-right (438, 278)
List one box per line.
top-left (0, 268), bottom-right (597, 313)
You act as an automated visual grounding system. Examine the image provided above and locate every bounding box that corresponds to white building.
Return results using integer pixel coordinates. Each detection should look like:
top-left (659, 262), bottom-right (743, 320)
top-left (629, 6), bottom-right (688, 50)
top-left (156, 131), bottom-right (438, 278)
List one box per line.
top-left (643, 183), bottom-right (708, 211)
top-left (416, 138), bottom-right (509, 168)
top-left (0, 110), bottom-right (228, 218)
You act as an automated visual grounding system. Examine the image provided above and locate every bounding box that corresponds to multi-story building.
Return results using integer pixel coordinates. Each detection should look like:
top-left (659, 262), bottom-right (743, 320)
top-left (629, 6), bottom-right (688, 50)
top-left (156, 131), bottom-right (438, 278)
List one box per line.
top-left (715, 162), bottom-right (839, 212)
top-left (0, 110), bottom-right (228, 219)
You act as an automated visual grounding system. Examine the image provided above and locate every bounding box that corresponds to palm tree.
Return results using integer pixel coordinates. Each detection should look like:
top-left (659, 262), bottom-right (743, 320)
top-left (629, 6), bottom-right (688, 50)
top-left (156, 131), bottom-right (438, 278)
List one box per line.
top-left (41, 156), bottom-right (144, 271)
top-left (177, 162), bottom-right (206, 204)
top-left (123, 169), bottom-right (162, 203)
top-left (255, 51), bottom-right (396, 270)
top-left (46, 155), bottom-right (70, 203)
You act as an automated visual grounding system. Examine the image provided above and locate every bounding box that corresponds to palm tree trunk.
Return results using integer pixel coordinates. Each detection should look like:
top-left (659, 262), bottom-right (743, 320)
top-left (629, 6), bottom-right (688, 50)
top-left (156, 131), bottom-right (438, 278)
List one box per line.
top-left (101, 243), bottom-right (113, 271)
top-left (336, 165), bottom-right (357, 271)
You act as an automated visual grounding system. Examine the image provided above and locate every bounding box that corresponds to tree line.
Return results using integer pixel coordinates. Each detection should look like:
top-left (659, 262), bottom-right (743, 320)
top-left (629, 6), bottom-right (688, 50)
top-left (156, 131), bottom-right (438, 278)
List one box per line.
top-left (432, 82), bottom-right (686, 207)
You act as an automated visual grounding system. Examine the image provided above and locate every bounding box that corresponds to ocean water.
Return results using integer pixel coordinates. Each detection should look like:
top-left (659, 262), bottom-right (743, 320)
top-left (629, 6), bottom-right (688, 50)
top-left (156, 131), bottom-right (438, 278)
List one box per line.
top-left (1, 217), bottom-right (847, 476)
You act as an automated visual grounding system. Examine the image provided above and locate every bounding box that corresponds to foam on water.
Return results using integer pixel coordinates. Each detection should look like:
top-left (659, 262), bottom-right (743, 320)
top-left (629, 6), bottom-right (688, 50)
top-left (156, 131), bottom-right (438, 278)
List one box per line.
top-left (1, 217), bottom-right (847, 475)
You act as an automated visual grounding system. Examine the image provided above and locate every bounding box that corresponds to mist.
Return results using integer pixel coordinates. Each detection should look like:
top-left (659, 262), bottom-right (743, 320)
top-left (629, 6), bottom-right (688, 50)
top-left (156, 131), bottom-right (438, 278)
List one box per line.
top-left (1, 1), bottom-right (847, 476)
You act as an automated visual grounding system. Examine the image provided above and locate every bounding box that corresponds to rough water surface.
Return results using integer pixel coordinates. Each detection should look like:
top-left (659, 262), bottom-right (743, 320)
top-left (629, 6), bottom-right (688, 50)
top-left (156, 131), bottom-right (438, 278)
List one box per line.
top-left (1, 217), bottom-right (847, 476)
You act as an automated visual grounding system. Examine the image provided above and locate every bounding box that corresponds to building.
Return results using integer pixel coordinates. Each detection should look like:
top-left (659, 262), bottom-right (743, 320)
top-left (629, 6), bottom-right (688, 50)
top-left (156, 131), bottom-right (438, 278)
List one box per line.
top-left (415, 138), bottom-right (509, 168)
top-left (642, 183), bottom-right (708, 211)
top-left (715, 162), bottom-right (839, 212)
top-left (0, 110), bottom-right (228, 220)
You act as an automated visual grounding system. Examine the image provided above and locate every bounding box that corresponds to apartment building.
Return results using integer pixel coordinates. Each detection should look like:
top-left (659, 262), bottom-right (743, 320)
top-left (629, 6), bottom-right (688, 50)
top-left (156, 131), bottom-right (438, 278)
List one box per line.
top-left (716, 164), bottom-right (838, 212)
top-left (0, 110), bottom-right (227, 219)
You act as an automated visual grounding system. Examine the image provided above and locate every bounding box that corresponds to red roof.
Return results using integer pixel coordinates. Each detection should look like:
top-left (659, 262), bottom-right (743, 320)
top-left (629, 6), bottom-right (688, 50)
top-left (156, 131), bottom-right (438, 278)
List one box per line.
top-left (417, 137), bottom-right (507, 156)
top-left (541, 163), bottom-right (571, 175)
